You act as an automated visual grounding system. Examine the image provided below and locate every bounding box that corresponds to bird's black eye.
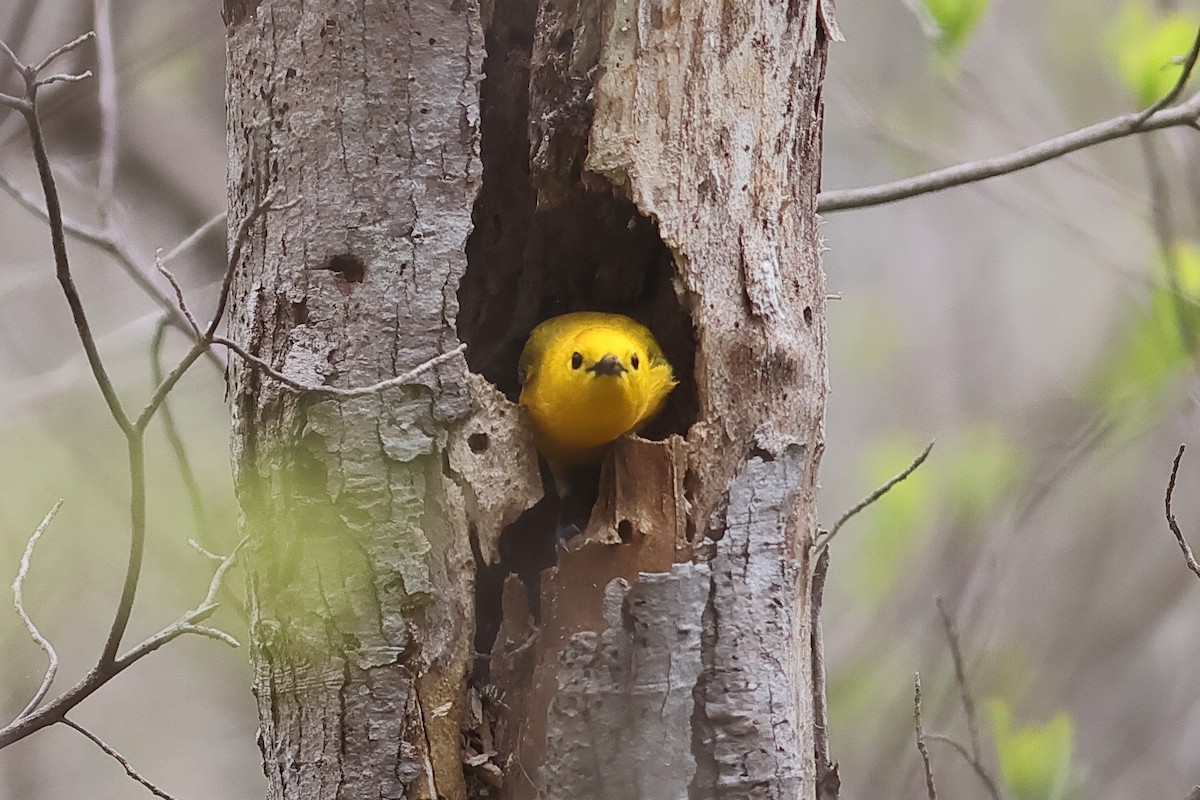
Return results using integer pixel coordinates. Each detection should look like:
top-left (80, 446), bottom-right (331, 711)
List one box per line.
top-left (630, 353), bottom-right (639, 370)
top-left (571, 352), bottom-right (583, 370)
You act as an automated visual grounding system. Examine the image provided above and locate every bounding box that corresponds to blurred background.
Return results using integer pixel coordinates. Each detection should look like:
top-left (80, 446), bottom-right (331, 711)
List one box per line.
top-left (1, 1), bottom-right (1198, 799)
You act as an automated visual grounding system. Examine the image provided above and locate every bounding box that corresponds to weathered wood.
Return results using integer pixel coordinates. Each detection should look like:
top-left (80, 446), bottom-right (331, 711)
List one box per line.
top-left (225, 2), bottom-right (484, 797)
top-left (486, 0), bottom-right (832, 798)
top-left (227, 0), bottom-right (830, 796)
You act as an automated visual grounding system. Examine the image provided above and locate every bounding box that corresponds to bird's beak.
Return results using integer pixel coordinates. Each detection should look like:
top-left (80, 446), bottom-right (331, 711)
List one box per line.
top-left (587, 354), bottom-right (626, 377)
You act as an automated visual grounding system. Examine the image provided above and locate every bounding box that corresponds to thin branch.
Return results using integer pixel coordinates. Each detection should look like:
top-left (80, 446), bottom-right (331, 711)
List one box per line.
top-left (935, 597), bottom-right (982, 762)
top-left (914, 672), bottom-right (938, 800)
top-left (0, 91), bottom-right (30, 111)
top-left (214, 336), bottom-right (468, 398)
top-left (0, 36), bottom-right (25, 72)
top-left (0, 150), bottom-right (221, 365)
top-left (812, 440), bottom-right (934, 563)
top-left (928, 734), bottom-right (1004, 800)
top-left (32, 30), bottom-right (95, 74)
top-left (97, 435), bottom-right (145, 666)
top-left (12, 500), bottom-right (64, 720)
top-left (113, 538), bottom-right (247, 666)
top-left (0, 539), bottom-right (245, 749)
top-left (133, 195), bottom-right (292, 431)
top-left (819, 82), bottom-right (1200, 212)
top-left (92, 0), bottom-right (118, 221)
top-left (154, 259), bottom-right (199, 333)
top-left (1140, 135), bottom-right (1196, 351)
top-left (159, 210), bottom-right (225, 265)
top-left (62, 719), bottom-right (179, 800)
top-left (34, 70), bottom-right (92, 87)
top-left (205, 196), bottom-right (292, 339)
top-left (810, 547), bottom-right (840, 799)
top-left (1136, 25), bottom-right (1200, 124)
top-left (934, 598), bottom-right (1002, 800)
top-left (1164, 444), bottom-right (1200, 579)
top-left (151, 319), bottom-right (208, 539)
top-left (13, 52), bottom-right (132, 436)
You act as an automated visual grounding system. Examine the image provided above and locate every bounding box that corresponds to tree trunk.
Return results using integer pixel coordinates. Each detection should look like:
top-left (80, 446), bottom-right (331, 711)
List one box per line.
top-left (472, 2), bottom-right (834, 798)
top-left (225, 0), bottom-right (832, 797)
top-left (224, 1), bottom-right (484, 797)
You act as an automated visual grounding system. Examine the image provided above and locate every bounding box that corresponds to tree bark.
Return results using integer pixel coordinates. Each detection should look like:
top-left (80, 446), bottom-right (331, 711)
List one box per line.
top-left (479, 1), bottom-right (833, 798)
top-left (225, 0), bottom-right (831, 798)
top-left (224, 2), bottom-right (485, 797)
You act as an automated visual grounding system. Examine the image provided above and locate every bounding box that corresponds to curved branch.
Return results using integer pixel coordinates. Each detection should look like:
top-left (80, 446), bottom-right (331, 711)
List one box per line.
top-left (819, 93), bottom-right (1200, 212)
top-left (820, 27), bottom-right (1200, 215)
top-left (11, 501), bottom-right (64, 720)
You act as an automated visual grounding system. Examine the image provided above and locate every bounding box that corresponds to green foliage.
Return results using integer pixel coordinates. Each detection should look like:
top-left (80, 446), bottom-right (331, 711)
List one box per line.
top-left (854, 436), bottom-right (936, 599)
top-left (847, 427), bottom-right (1024, 600)
top-left (1111, 2), bottom-right (1199, 106)
top-left (1091, 241), bottom-right (1200, 425)
top-left (918, 0), bottom-right (990, 59)
top-left (945, 424), bottom-right (1025, 525)
top-left (988, 700), bottom-right (1080, 800)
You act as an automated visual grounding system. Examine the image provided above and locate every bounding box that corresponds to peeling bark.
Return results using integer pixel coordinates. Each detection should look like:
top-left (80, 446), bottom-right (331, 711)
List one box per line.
top-left (481, 1), bottom-right (830, 798)
top-left (227, 0), bottom-right (829, 797)
top-left (225, 2), bottom-right (484, 797)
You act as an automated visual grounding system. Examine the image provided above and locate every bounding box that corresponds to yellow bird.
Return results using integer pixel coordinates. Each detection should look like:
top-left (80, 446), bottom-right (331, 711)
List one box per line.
top-left (518, 311), bottom-right (677, 486)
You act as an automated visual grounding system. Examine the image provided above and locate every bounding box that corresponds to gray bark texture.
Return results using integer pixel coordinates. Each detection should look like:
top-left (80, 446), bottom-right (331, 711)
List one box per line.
top-left (225, 0), bottom-right (832, 797)
top-left (224, 1), bottom-right (485, 797)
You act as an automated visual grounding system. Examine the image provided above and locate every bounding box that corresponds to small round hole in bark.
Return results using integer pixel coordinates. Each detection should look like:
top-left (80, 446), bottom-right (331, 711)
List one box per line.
top-left (291, 299), bottom-right (309, 323)
top-left (468, 432), bottom-right (490, 453)
top-left (324, 253), bottom-right (365, 283)
top-left (617, 519), bottom-right (634, 543)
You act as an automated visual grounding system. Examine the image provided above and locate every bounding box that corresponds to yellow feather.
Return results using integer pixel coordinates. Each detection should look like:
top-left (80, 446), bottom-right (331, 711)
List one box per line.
top-left (518, 312), bottom-right (677, 474)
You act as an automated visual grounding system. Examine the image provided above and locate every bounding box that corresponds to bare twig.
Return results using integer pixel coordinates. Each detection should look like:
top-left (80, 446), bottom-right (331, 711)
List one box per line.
top-left (62, 718), bottom-right (179, 800)
top-left (810, 547), bottom-right (840, 800)
top-left (934, 598), bottom-right (1003, 800)
top-left (159, 210), bottom-right (225, 265)
top-left (12, 501), bottom-right (64, 720)
top-left (1136, 25), bottom-right (1200, 125)
top-left (914, 673), bottom-right (938, 800)
top-left (113, 538), bottom-right (247, 664)
top-left (32, 30), bottom-right (95, 74)
top-left (0, 539), bottom-right (245, 749)
top-left (935, 597), bottom-right (982, 761)
top-left (1165, 444), bottom-right (1200, 579)
top-left (928, 734), bottom-right (1003, 800)
top-left (154, 259), bottom-right (199, 333)
top-left (1140, 135), bottom-right (1196, 350)
top-left (214, 336), bottom-right (469, 398)
top-left (6, 43), bottom-right (132, 436)
top-left (151, 319), bottom-right (208, 539)
top-left (34, 70), bottom-right (92, 87)
top-left (92, 0), bottom-right (118, 222)
top-left (134, 195), bottom-right (292, 431)
top-left (819, 31), bottom-right (1200, 213)
top-left (812, 440), bottom-right (934, 563)
top-left (0, 37), bottom-right (22, 73)
top-left (0, 170), bottom-right (220, 356)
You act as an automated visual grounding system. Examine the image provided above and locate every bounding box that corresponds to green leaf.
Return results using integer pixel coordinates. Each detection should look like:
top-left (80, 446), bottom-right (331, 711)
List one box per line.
top-left (1090, 241), bottom-right (1200, 425)
top-left (852, 437), bottom-right (935, 600)
top-left (1111, 2), bottom-right (1199, 106)
top-left (988, 700), bottom-right (1079, 800)
top-left (946, 424), bottom-right (1025, 525)
top-left (919, 0), bottom-right (990, 58)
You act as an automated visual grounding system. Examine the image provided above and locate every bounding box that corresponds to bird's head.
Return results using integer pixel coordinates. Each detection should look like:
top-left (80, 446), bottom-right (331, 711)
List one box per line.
top-left (563, 327), bottom-right (643, 387)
